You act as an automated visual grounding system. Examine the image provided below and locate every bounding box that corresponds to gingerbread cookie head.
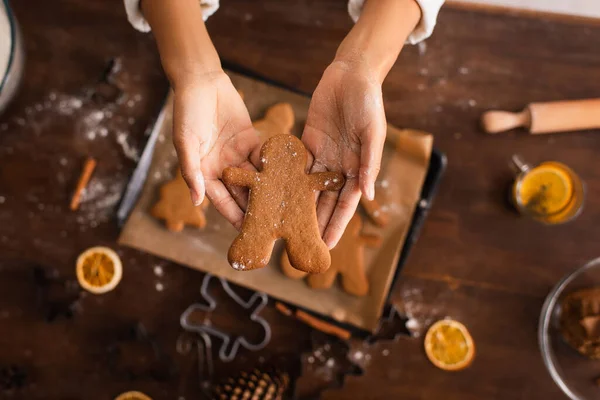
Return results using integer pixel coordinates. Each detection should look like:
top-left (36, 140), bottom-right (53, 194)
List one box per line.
top-left (253, 103), bottom-right (295, 142)
top-left (151, 169), bottom-right (210, 232)
top-left (222, 134), bottom-right (345, 273)
top-left (260, 133), bottom-right (308, 173)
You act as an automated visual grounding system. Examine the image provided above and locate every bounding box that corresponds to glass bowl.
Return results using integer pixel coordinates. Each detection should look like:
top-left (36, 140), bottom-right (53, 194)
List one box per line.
top-left (0, 0), bottom-right (24, 114)
top-left (539, 257), bottom-right (600, 399)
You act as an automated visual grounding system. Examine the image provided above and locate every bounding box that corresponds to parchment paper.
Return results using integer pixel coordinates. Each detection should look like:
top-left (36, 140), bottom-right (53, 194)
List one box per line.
top-left (118, 71), bottom-right (432, 332)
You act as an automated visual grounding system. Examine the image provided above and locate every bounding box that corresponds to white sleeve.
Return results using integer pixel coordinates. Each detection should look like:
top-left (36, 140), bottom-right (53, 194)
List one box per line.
top-left (124, 0), bottom-right (220, 32)
top-left (348, 0), bottom-right (444, 44)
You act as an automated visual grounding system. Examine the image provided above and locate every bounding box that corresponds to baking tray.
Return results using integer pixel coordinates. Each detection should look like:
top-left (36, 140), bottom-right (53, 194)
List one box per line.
top-left (118, 65), bottom-right (446, 334)
top-left (287, 148), bottom-right (446, 336)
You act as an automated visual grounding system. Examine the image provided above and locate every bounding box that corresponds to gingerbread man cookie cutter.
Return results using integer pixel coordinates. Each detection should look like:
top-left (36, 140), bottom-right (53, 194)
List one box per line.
top-left (180, 274), bottom-right (271, 362)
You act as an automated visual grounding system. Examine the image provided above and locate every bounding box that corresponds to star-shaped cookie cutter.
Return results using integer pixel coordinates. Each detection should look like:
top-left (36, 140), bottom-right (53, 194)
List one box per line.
top-left (180, 274), bottom-right (271, 362)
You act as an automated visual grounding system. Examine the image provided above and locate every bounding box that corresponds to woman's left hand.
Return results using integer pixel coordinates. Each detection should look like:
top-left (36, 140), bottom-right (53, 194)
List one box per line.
top-left (302, 59), bottom-right (387, 249)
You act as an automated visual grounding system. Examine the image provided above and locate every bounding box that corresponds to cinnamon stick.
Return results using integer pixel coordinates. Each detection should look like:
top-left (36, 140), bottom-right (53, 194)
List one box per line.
top-left (295, 310), bottom-right (351, 340)
top-left (70, 157), bottom-right (97, 211)
top-left (275, 301), bottom-right (293, 317)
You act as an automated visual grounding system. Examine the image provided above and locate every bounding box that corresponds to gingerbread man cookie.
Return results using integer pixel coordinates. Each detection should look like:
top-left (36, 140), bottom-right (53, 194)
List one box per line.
top-left (281, 213), bottom-right (382, 296)
top-left (253, 103), bottom-right (295, 142)
top-left (151, 170), bottom-right (210, 232)
top-left (222, 134), bottom-right (344, 273)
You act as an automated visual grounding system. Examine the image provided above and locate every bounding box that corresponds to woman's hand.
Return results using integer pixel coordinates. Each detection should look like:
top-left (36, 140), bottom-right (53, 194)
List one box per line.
top-left (173, 70), bottom-right (260, 229)
top-left (142, 0), bottom-right (262, 229)
top-left (303, 0), bottom-right (421, 248)
top-left (302, 60), bottom-right (386, 249)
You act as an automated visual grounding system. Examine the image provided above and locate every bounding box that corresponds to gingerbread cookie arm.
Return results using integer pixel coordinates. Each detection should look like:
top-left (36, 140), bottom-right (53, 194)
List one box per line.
top-left (359, 233), bottom-right (383, 248)
top-left (222, 167), bottom-right (258, 188)
top-left (360, 196), bottom-right (390, 227)
top-left (308, 172), bottom-right (345, 192)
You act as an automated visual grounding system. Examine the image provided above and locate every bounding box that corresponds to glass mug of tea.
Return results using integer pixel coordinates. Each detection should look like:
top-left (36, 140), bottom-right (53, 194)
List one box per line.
top-left (511, 155), bottom-right (585, 224)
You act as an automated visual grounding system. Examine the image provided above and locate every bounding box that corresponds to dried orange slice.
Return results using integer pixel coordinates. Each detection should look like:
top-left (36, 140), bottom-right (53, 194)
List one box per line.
top-left (76, 246), bottom-right (122, 294)
top-left (114, 391), bottom-right (152, 400)
top-left (424, 319), bottom-right (475, 371)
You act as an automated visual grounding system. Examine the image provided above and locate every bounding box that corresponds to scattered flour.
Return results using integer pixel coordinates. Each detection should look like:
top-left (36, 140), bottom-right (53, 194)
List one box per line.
top-left (232, 262), bottom-right (246, 271)
top-left (399, 286), bottom-right (442, 337)
top-left (116, 131), bottom-right (140, 161)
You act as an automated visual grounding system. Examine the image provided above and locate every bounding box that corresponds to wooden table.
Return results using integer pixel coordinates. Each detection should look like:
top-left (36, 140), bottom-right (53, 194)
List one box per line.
top-left (2, 1), bottom-right (600, 399)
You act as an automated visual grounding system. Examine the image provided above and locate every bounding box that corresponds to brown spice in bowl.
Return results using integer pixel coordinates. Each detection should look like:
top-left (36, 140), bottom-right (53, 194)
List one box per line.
top-left (559, 287), bottom-right (600, 359)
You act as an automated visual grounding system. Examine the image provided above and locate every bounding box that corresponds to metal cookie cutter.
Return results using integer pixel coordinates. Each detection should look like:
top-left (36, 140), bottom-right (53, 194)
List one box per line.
top-left (180, 274), bottom-right (271, 362)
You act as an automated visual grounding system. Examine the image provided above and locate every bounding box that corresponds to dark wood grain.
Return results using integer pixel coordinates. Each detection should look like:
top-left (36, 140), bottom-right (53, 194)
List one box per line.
top-left (1, 0), bottom-right (600, 399)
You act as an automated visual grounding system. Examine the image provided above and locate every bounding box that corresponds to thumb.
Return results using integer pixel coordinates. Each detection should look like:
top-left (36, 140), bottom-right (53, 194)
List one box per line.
top-left (172, 94), bottom-right (212, 206)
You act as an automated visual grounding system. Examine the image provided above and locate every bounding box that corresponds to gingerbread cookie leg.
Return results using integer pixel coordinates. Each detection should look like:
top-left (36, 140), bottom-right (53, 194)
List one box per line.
top-left (339, 261), bottom-right (369, 296)
top-left (285, 232), bottom-right (331, 274)
top-left (307, 266), bottom-right (338, 290)
top-left (228, 230), bottom-right (276, 271)
top-left (280, 252), bottom-right (308, 280)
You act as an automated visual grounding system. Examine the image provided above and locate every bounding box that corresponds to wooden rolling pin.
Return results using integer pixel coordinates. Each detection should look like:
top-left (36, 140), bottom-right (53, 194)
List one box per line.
top-left (482, 98), bottom-right (600, 134)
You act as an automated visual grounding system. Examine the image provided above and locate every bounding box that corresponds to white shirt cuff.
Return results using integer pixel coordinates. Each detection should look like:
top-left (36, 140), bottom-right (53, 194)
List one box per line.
top-left (348, 0), bottom-right (444, 44)
top-left (124, 0), bottom-right (220, 32)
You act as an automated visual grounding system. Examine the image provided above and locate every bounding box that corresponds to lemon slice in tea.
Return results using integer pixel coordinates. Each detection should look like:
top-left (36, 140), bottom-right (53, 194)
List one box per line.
top-left (76, 246), bottom-right (122, 294)
top-left (516, 163), bottom-right (574, 216)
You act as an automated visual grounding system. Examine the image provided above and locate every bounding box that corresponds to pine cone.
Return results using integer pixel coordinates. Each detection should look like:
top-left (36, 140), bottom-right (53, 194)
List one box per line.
top-left (0, 365), bottom-right (28, 391)
top-left (211, 366), bottom-right (289, 400)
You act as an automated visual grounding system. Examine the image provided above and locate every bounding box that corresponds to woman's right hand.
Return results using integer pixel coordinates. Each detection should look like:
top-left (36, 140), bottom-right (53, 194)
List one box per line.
top-left (172, 70), bottom-right (260, 229)
top-left (142, 0), bottom-right (260, 229)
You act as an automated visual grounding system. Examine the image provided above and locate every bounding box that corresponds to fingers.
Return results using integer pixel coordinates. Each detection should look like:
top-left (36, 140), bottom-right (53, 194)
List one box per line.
top-left (205, 178), bottom-right (245, 230)
top-left (359, 122), bottom-right (386, 201)
top-left (174, 132), bottom-right (206, 206)
top-left (172, 94), bottom-right (212, 206)
top-left (311, 161), bottom-right (337, 236)
top-left (323, 176), bottom-right (361, 249)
